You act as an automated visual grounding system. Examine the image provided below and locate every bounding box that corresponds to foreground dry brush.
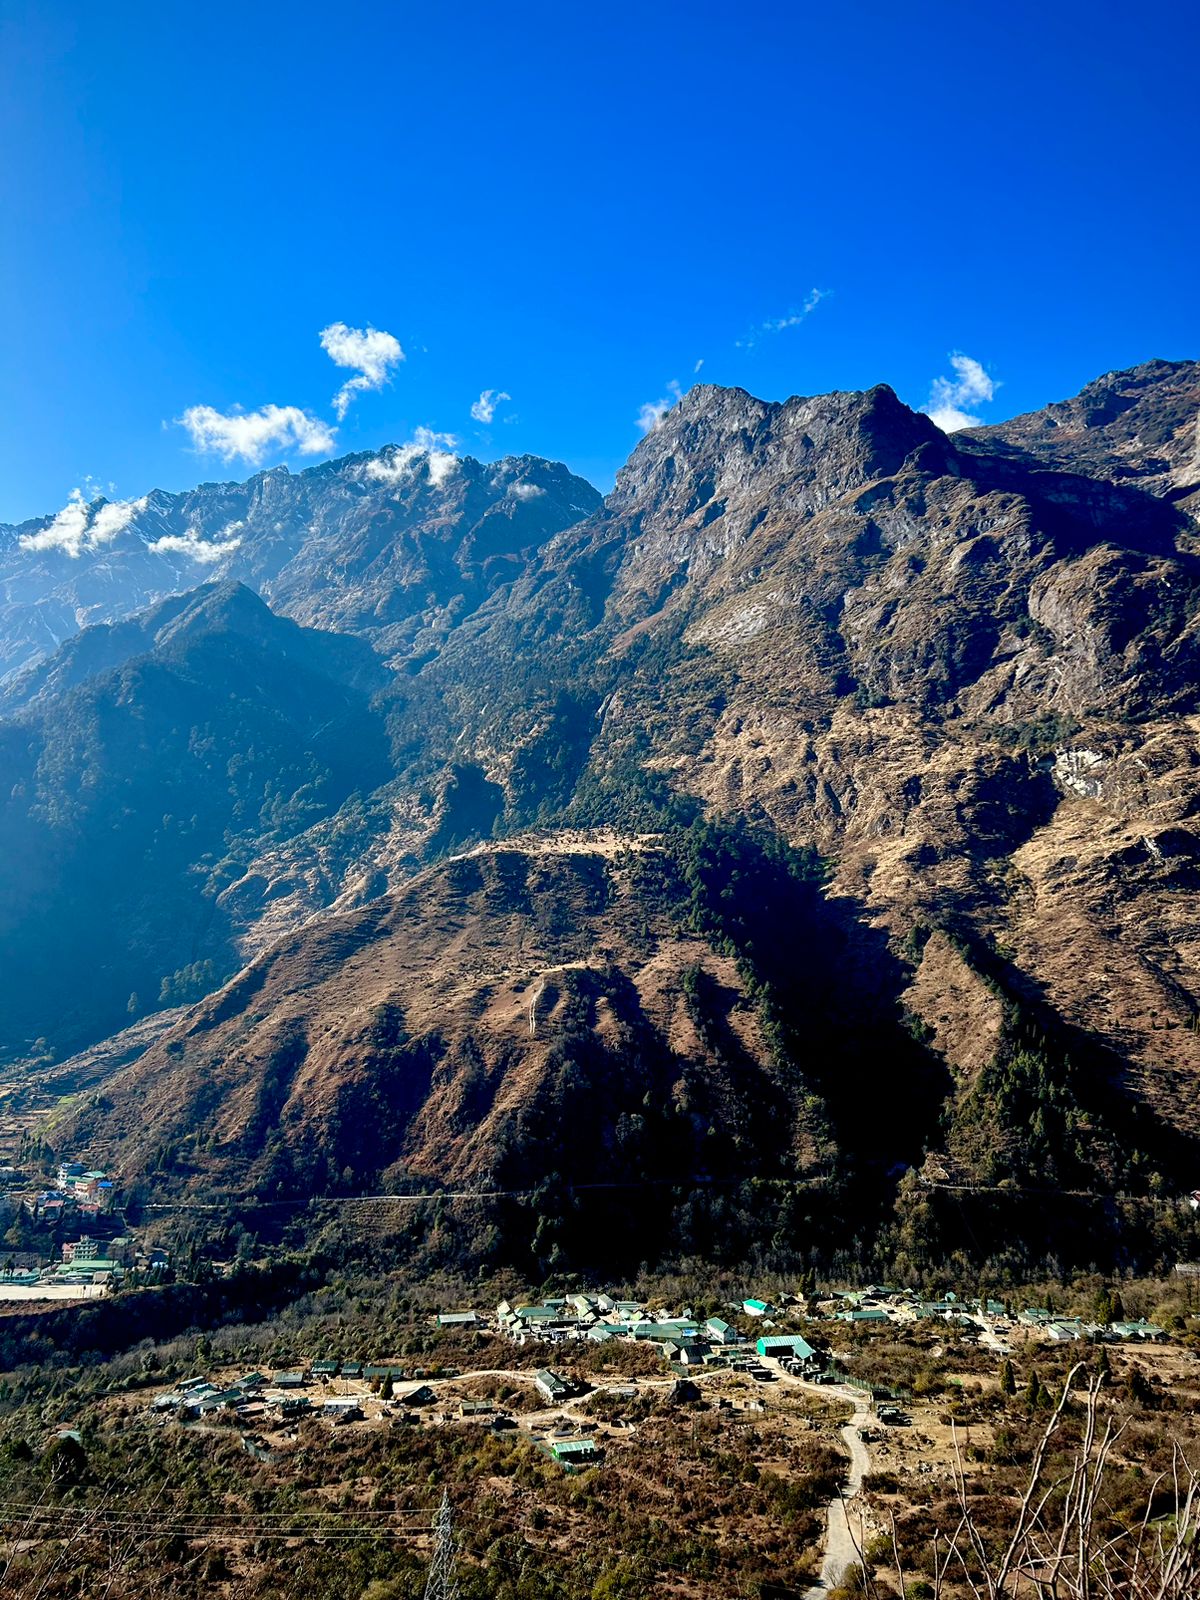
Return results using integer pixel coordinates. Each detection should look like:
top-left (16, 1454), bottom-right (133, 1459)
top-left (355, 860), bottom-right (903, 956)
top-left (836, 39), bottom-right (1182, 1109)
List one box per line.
top-left (842, 1364), bottom-right (1200, 1600)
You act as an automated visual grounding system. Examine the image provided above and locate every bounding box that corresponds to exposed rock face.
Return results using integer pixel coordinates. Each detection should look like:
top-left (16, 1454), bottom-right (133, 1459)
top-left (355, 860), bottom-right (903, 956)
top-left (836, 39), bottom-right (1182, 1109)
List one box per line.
top-left (960, 358), bottom-right (1200, 515)
top-left (420, 372), bottom-right (1196, 749)
top-left (406, 365), bottom-right (1200, 1167)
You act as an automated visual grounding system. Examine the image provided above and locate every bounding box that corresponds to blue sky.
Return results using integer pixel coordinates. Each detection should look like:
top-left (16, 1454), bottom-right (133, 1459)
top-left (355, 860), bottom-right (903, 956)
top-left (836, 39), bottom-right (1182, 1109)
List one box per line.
top-left (1, 0), bottom-right (1196, 523)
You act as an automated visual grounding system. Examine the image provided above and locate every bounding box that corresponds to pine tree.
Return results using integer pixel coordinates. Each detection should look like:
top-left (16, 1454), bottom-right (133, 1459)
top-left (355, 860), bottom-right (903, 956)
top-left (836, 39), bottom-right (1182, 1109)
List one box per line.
top-left (1000, 1359), bottom-right (1016, 1397)
top-left (1128, 1367), bottom-right (1155, 1409)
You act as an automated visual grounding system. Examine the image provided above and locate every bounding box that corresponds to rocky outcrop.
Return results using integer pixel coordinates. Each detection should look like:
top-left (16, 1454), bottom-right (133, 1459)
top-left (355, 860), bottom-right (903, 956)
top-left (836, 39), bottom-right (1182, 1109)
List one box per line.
top-left (961, 358), bottom-right (1200, 516)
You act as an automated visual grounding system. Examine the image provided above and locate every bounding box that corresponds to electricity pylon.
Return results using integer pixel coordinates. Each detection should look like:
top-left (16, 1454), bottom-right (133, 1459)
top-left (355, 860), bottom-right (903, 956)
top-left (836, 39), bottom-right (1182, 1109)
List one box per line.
top-left (422, 1490), bottom-right (458, 1600)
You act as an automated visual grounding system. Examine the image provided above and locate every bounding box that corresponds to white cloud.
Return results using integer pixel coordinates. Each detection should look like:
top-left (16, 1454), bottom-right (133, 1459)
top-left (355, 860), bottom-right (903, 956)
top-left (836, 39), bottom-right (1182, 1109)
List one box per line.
top-left (636, 379), bottom-right (683, 434)
top-left (363, 445), bottom-right (424, 486)
top-left (508, 481), bottom-right (545, 500)
top-left (89, 497), bottom-right (148, 546)
top-left (18, 490), bottom-right (91, 557)
top-left (413, 425), bottom-right (459, 452)
top-left (320, 322), bottom-right (405, 419)
top-left (470, 388), bottom-right (511, 424)
top-left (19, 489), bottom-right (149, 559)
top-left (178, 403), bottom-right (336, 465)
top-left (925, 352), bottom-right (998, 432)
top-left (427, 451), bottom-right (459, 487)
top-left (693, 358), bottom-right (705, 374)
top-left (362, 428), bottom-right (461, 490)
top-left (148, 519), bottom-right (244, 565)
top-left (736, 287), bottom-right (830, 349)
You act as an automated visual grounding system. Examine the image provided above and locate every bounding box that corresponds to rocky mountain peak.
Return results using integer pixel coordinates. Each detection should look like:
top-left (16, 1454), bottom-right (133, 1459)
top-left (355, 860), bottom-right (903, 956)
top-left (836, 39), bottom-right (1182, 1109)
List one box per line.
top-left (609, 380), bottom-right (948, 543)
top-left (0, 446), bottom-right (602, 680)
top-left (962, 357), bottom-right (1200, 511)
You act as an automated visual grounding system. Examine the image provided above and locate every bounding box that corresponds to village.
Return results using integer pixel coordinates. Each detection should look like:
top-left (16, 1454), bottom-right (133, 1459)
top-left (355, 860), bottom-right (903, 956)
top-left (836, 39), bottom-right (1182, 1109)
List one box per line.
top-left (3, 1170), bottom-right (1197, 1600)
top-left (0, 1154), bottom-right (168, 1300)
top-left (137, 1279), bottom-right (1174, 1480)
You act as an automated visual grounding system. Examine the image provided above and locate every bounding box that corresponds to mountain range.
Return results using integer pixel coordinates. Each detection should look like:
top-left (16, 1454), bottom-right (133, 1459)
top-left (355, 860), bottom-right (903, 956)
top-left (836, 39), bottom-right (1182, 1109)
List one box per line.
top-left (5, 357), bottom-right (1200, 1270)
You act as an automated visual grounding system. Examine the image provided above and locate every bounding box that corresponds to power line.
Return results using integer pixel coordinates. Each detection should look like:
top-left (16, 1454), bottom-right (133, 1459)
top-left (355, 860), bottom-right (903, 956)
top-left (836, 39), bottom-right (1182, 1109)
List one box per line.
top-left (422, 1491), bottom-right (458, 1600)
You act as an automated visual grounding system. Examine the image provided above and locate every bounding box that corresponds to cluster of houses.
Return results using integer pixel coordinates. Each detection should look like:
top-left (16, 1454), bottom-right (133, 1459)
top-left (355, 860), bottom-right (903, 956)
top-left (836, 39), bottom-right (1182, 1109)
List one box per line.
top-left (0, 1160), bottom-right (114, 1229)
top-left (487, 1284), bottom-right (1170, 1359)
top-left (22, 1161), bottom-right (116, 1222)
top-left (1, 1231), bottom-right (167, 1294)
top-left (151, 1363), bottom-right (437, 1427)
top-left (492, 1294), bottom-right (819, 1372)
top-left (804, 1286), bottom-right (1168, 1346)
top-left (1016, 1308), bottom-right (1166, 1343)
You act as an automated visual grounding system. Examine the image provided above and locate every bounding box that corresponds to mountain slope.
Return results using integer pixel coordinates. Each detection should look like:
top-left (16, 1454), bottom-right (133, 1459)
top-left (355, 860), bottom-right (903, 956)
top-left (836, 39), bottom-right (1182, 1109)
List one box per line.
top-left (15, 359), bottom-right (1200, 1270)
top-left (396, 368), bottom-right (1200, 1168)
top-left (0, 582), bottom-right (393, 1058)
top-left (960, 358), bottom-right (1200, 516)
top-left (61, 822), bottom-right (1190, 1276)
top-left (60, 826), bottom-right (954, 1246)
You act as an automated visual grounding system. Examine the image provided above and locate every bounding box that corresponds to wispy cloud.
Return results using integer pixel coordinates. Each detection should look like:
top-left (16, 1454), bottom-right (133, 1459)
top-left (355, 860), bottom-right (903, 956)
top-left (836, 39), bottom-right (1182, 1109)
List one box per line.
top-left (177, 403), bottom-right (336, 465)
top-left (413, 425), bottom-right (459, 453)
top-left (362, 427), bottom-right (461, 490)
top-left (362, 448), bottom-right (423, 486)
top-left (924, 352), bottom-right (998, 432)
top-left (508, 481), bottom-right (545, 500)
top-left (148, 519), bottom-right (244, 565)
top-left (693, 358), bottom-right (705, 374)
top-left (636, 379), bottom-right (683, 434)
top-left (320, 322), bottom-right (405, 419)
top-left (470, 388), bottom-right (511, 424)
top-left (736, 287), bottom-right (830, 349)
top-left (19, 489), bottom-right (148, 558)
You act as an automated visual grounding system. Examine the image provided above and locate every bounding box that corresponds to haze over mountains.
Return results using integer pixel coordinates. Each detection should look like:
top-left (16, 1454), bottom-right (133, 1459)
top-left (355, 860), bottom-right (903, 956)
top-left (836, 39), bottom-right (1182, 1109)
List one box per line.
top-left (5, 357), bottom-right (1200, 1264)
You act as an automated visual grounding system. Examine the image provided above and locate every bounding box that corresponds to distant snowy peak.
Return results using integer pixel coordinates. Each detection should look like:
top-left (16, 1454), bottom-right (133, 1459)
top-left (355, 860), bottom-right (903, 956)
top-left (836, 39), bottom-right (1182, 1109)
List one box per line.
top-left (0, 447), bottom-right (602, 678)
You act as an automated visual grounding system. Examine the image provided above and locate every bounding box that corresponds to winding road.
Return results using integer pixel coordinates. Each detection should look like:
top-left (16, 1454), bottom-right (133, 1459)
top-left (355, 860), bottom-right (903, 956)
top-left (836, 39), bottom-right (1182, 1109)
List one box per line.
top-left (759, 1364), bottom-right (872, 1598)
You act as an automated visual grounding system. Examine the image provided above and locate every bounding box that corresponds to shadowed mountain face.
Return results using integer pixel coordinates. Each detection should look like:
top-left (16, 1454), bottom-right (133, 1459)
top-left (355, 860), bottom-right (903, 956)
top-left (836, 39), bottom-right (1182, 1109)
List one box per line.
top-left (10, 361), bottom-right (1200, 1268)
top-left (60, 828), bottom-right (954, 1256)
top-left (0, 583), bottom-right (393, 1056)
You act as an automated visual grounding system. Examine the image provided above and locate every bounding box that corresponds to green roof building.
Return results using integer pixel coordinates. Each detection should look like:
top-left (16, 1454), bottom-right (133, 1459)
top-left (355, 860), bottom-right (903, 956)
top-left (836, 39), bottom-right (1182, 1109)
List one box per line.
top-left (756, 1334), bottom-right (816, 1360)
top-left (535, 1369), bottom-right (572, 1403)
top-left (550, 1437), bottom-right (599, 1464)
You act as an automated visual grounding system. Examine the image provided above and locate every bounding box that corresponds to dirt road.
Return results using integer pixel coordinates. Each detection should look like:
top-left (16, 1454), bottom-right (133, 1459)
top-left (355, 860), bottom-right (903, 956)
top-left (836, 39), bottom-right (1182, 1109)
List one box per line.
top-left (763, 1364), bottom-right (872, 1597)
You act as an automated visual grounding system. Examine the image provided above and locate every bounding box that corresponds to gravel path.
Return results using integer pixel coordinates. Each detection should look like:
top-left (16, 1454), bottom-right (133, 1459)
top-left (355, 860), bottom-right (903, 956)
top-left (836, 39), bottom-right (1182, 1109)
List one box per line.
top-left (759, 1366), bottom-right (872, 1598)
